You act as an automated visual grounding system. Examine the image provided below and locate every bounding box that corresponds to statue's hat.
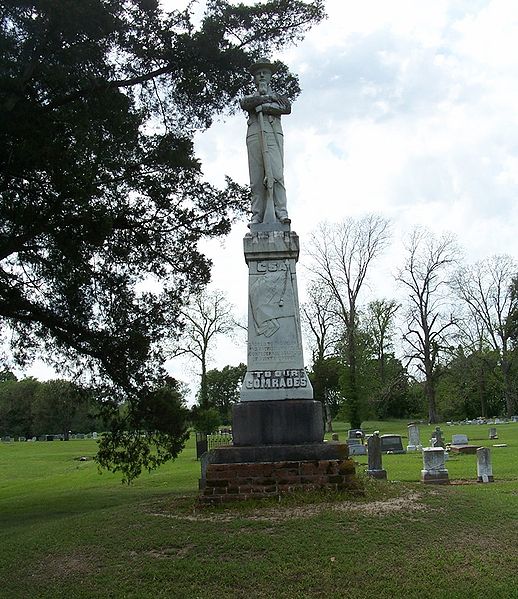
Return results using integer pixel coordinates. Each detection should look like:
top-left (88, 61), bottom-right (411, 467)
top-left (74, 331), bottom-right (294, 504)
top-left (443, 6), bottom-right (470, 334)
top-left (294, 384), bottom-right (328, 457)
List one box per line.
top-left (249, 58), bottom-right (278, 75)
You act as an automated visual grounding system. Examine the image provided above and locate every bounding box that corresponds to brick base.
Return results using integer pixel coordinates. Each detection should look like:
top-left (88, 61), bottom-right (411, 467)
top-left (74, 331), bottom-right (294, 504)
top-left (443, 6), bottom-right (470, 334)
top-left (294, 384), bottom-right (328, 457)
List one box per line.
top-left (199, 458), bottom-right (358, 504)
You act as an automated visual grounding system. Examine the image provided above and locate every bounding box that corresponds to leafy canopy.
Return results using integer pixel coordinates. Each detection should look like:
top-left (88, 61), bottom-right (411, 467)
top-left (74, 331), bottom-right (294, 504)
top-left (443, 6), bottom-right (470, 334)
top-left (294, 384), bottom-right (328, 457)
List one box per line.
top-left (0, 0), bottom-right (325, 480)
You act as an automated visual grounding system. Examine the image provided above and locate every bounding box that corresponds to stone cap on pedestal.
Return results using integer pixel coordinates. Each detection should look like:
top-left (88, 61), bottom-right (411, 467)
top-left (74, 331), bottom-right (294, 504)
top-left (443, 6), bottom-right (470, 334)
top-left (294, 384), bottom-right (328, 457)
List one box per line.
top-left (244, 230), bottom-right (299, 262)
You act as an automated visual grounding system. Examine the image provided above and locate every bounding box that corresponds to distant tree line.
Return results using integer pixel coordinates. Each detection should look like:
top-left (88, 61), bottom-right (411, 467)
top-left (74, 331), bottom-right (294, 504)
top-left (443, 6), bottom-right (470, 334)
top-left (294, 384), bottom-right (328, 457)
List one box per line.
top-left (0, 371), bottom-right (102, 438)
top-left (302, 217), bottom-right (518, 428)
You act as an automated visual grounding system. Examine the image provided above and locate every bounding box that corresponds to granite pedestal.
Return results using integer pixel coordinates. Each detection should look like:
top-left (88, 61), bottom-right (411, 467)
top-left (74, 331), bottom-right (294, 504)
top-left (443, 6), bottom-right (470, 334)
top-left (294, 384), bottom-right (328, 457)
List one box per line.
top-left (232, 399), bottom-right (323, 446)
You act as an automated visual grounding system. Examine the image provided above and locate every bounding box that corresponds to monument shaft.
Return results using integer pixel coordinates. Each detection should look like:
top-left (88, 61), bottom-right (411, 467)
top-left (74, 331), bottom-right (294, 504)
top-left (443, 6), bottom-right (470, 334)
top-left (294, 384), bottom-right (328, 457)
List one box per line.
top-left (240, 229), bottom-right (313, 401)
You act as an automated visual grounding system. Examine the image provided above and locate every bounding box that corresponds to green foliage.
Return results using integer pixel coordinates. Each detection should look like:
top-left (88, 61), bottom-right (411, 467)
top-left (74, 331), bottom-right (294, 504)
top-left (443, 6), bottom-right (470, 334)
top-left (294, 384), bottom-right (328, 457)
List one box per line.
top-left (190, 405), bottom-right (221, 434)
top-left (309, 356), bottom-right (342, 423)
top-left (0, 377), bottom-right (39, 437)
top-left (0, 0), bottom-right (324, 477)
top-left (0, 376), bottom-right (101, 437)
top-left (96, 383), bottom-right (190, 483)
top-left (32, 379), bottom-right (88, 438)
top-left (205, 363), bottom-right (246, 423)
top-left (0, 368), bottom-right (17, 382)
top-left (436, 348), bottom-right (512, 419)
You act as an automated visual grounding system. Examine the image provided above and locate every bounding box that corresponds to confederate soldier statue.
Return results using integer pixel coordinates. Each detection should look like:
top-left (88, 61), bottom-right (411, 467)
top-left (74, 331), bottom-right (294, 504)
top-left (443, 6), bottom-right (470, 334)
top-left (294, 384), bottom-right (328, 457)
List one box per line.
top-left (240, 59), bottom-right (291, 226)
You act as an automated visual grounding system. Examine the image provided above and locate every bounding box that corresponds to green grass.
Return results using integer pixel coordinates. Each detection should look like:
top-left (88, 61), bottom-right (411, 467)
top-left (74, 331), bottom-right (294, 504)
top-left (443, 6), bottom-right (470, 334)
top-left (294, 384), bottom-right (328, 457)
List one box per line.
top-left (1, 421), bottom-right (517, 599)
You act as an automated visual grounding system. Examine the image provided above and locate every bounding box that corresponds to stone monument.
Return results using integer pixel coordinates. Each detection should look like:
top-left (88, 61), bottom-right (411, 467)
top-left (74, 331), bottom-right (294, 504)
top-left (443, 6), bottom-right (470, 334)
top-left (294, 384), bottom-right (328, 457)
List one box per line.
top-left (367, 432), bottom-right (387, 479)
top-left (406, 423), bottom-right (422, 452)
top-left (198, 59), bottom-right (357, 503)
top-left (430, 426), bottom-right (445, 448)
top-left (476, 447), bottom-right (494, 483)
top-left (232, 58), bottom-right (321, 446)
top-left (421, 447), bottom-right (449, 484)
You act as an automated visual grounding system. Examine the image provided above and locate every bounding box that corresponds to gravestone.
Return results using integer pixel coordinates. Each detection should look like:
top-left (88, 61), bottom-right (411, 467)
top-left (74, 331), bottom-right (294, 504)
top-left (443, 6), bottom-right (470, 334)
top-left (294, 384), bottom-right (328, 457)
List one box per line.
top-left (476, 447), bottom-right (494, 483)
top-left (511, 416), bottom-right (518, 422)
top-left (407, 423), bottom-right (422, 451)
top-left (347, 429), bottom-right (364, 441)
top-left (489, 427), bottom-right (498, 440)
top-left (380, 434), bottom-right (405, 454)
top-left (347, 438), bottom-right (367, 456)
top-left (451, 434), bottom-right (469, 446)
top-left (92, 432), bottom-right (98, 439)
top-left (367, 433), bottom-right (387, 479)
top-left (430, 426), bottom-right (445, 448)
top-left (421, 447), bottom-right (449, 484)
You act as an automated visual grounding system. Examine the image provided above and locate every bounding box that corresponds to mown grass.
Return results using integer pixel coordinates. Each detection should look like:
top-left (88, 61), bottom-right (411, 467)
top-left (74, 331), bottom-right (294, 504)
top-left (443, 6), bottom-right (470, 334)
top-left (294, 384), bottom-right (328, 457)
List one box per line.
top-left (0, 421), bottom-right (517, 599)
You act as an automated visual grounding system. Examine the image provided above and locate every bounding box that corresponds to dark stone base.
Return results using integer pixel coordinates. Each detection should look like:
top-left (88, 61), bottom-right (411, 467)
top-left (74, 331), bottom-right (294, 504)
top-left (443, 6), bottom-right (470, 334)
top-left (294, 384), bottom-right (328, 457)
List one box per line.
top-left (449, 445), bottom-right (480, 455)
top-left (367, 469), bottom-right (387, 480)
top-left (205, 442), bottom-right (348, 466)
top-left (232, 400), bottom-right (323, 446)
top-left (421, 470), bottom-right (449, 484)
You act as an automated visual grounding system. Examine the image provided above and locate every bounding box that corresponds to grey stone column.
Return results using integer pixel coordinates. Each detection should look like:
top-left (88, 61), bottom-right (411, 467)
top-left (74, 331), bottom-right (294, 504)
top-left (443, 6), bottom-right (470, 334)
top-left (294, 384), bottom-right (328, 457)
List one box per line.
top-left (232, 225), bottom-right (322, 446)
top-left (366, 433), bottom-right (387, 479)
top-left (476, 447), bottom-right (494, 482)
top-left (407, 423), bottom-right (422, 451)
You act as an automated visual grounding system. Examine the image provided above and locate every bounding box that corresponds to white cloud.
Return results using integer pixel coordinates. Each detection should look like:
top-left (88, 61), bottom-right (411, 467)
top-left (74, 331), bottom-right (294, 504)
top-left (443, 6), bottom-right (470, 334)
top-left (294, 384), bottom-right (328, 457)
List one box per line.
top-left (184, 0), bottom-right (518, 377)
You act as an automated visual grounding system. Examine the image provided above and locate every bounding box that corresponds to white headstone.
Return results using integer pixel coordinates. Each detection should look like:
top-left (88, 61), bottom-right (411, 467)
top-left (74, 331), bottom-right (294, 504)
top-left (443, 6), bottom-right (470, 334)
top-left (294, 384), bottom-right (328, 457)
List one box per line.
top-left (421, 447), bottom-right (449, 484)
top-left (407, 423), bottom-right (422, 451)
top-left (451, 434), bottom-right (468, 446)
top-left (476, 447), bottom-right (493, 483)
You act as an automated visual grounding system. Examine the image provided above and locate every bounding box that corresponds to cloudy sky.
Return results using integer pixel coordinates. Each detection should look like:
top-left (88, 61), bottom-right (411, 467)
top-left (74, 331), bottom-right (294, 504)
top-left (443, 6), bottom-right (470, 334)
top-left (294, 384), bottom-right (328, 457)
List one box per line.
top-left (26, 1), bottom-right (518, 392)
top-left (164, 0), bottom-right (518, 392)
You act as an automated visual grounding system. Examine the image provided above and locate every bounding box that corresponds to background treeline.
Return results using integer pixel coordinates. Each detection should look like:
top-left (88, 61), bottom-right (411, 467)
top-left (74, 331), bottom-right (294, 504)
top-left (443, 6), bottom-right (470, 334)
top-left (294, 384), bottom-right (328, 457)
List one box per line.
top-left (301, 219), bottom-right (518, 428)
top-left (0, 371), bottom-right (103, 438)
top-left (177, 218), bottom-right (518, 432)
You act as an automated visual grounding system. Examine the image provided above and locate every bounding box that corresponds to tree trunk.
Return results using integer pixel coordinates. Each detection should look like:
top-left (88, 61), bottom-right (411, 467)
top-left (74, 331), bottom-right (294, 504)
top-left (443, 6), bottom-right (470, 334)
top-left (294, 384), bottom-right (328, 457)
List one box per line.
top-left (324, 401), bottom-right (333, 433)
top-left (501, 354), bottom-right (516, 417)
top-left (200, 353), bottom-right (208, 410)
top-left (425, 379), bottom-right (438, 423)
top-left (347, 326), bottom-right (362, 429)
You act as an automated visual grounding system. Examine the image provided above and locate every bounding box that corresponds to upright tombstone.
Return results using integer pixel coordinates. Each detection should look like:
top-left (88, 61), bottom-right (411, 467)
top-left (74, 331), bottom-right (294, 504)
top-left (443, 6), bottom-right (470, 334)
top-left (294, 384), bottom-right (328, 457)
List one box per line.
top-left (421, 447), bottom-right (449, 484)
top-left (476, 447), bottom-right (494, 483)
top-left (367, 433), bottom-right (387, 479)
top-left (380, 434), bottom-right (405, 454)
top-left (199, 59), bottom-right (357, 503)
top-left (347, 438), bottom-right (367, 456)
top-left (430, 426), bottom-right (445, 448)
top-left (489, 427), bottom-right (498, 440)
top-left (451, 434), bottom-right (469, 446)
top-left (406, 423), bottom-right (422, 451)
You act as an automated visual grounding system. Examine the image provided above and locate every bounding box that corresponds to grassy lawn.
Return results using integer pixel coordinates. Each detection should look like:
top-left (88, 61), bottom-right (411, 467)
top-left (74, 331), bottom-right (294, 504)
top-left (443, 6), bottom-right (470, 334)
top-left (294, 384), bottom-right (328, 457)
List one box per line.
top-left (1, 420), bottom-right (517, 599)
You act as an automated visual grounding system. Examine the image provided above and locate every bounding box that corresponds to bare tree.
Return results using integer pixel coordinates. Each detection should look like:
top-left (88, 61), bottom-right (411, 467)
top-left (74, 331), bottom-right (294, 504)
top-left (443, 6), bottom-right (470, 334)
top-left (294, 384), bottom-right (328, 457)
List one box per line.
top-left (301, 282), bottom-right (342, 432)
top-left (174, 289), bottom-right (235, 408)
top-left (452, 255), bottom-right (518, 417)
top-left (397, 228), bottom-right (459, 423)
top-left (307, 214), bottom-right (391, 427)
top-left (302, 282), bottom-right (340, 364)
